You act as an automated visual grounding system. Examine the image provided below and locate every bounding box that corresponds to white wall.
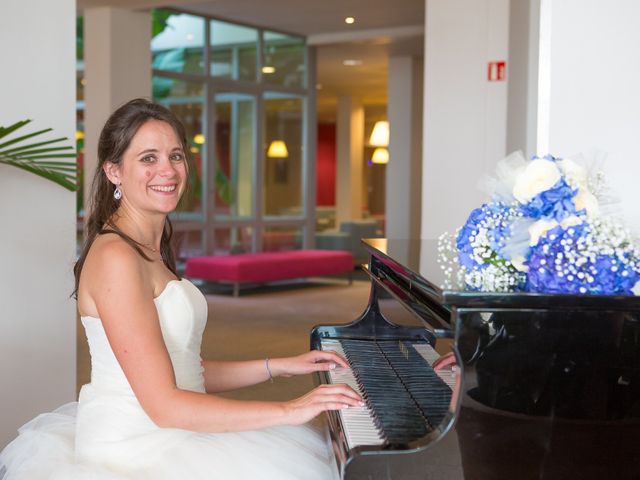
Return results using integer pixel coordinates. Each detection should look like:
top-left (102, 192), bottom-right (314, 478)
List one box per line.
top-left (422, 0), bottom-right (510, 239)
top-left (387, 56), bottom-right (424, 240)
top-left (540, 0), bottom-right (640, 233)
top-left (0, 0), bottom-right (77, 448)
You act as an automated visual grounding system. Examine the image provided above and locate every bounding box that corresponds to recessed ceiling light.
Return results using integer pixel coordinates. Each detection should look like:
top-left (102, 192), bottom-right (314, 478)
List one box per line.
top-left (343, 59), bottom-right (363, 67)
top-left (345, 16), bottom-right (355, 24)
top-left (262, 66), bottom-right (276, 74)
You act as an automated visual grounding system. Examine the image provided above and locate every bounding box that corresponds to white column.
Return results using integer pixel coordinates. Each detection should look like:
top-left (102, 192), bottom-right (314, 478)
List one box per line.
top-left (537, 0), bottom-right (640, 233)
top-left (387, 56), bottom-right (423, 240)
top-left (506, 0), bottom-right (540, 158)
top-left (84, 7), bottom-right (151, 204)
top-left (0, 0), bottom-right (76, 448)
top-left (335, 96), bottom-right (364, 226)
top-left (421, 0), bottom-right (510, 239)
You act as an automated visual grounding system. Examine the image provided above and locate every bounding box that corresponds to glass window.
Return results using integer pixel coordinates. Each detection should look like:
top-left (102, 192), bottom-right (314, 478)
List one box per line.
top-left (262, 226), bottom-right (302, 252)
top-left (262, 31), bottom-right (306, 88)
top-left (263, 93), bottom-right (304, 217)
top-left (210, 20), bottom-right (258, 81)
top-left (153, 77), bottom-right (205, 214)
top-left (152, 10), bottom-right (205, 75)
top-left (214, 227), bottom-right (253, 255)
top-left (174, 229), bottom-right (204, 260)
top-left (213, 92), bottom-right (255, 219)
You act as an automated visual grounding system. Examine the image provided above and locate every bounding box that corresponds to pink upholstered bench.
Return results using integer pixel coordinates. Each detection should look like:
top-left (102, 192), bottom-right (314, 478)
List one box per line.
top-left (185, 249), bottom-right (354, 296)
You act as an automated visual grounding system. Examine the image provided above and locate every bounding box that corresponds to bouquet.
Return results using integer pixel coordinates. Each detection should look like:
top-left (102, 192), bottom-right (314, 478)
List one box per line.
top-left (438, 152), bottom-right (640, 295)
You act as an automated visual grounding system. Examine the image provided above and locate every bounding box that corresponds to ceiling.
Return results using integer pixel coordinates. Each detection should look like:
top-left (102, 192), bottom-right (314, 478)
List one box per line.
top-left (78, 0), bottom-right (425, 122)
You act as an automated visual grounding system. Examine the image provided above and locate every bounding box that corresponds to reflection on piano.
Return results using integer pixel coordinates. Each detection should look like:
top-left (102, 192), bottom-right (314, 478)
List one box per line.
top-left (311, 239), bottom-right (640, 479)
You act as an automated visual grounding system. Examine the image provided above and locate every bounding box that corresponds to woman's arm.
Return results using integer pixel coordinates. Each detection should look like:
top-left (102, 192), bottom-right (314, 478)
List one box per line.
top-left (85, 241), bottom-right (362, 433)
top-left (202, 350), bottom-right (350, 393)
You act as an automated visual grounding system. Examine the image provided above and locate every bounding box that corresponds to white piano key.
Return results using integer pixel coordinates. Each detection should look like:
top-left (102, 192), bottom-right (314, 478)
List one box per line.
top-left (320, 339), bottom-right (386, 448)
top-left (413, 343), bottom-right (457, 390)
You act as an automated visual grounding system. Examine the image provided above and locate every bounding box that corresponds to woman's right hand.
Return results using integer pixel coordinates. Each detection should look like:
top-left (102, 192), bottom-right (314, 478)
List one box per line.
top-left (284, 383), bottom-right (364, 425)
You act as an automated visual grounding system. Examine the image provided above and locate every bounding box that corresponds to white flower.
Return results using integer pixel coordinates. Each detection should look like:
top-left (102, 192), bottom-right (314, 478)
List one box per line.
top-left (560, 215), bottom-right (583, 229)
top-left (513, 159), bottom-right (561, 203)
top-left (529, 218), bottom-right (559, 246)
top-left (573, 188), bottom-right (599, 217)
top-left (556, 157), bottom-right (588, 188)
top-left (633, 281), bottom-right (640, 296)
top-left (510, 254), bottom-right (528, 272)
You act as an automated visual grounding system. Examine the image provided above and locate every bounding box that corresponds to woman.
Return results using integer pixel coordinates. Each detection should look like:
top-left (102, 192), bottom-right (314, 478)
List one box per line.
top-left (0, 99), bottom-right (361, 479)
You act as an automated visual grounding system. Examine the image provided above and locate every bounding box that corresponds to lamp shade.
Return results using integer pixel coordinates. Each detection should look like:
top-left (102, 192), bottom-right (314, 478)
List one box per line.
top-left (371, 147), bottom-right (389, 164)
top-left (369, 120), bottom-right (389, 147)
top-left (267, 140), bottom-right (289, 158)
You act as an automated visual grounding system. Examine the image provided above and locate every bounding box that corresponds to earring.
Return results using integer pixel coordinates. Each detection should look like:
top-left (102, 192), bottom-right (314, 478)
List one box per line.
top-left (113, 184), bottom-right (122, 201)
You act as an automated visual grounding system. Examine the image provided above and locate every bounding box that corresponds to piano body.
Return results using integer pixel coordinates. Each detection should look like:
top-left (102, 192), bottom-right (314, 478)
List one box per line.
top-left (311, 239), bottom-right (640, 479)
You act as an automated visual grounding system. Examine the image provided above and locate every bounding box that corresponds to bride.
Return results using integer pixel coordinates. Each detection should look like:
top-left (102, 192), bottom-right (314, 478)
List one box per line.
top-left (0, 98), bottom-right (361, 479)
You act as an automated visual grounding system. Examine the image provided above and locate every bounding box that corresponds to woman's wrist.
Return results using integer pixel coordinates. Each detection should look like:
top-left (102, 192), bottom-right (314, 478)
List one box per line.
top-left (265, 357), bottom-right (289, 379)
top-left (265, 358), bottom-right (275, 382)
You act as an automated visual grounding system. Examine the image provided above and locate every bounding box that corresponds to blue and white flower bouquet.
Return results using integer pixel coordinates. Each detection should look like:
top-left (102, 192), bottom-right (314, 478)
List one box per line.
top-left (438, 152), bottom-right (640, 295)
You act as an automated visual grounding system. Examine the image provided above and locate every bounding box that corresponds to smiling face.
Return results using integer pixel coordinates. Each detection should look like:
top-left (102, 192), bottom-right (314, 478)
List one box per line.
top-left (104, 119), bottom-right (188, 216)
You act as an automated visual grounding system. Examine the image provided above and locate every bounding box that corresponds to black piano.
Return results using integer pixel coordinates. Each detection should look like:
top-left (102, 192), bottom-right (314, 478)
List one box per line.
top-left (311, 238), bottom-right (640, 479)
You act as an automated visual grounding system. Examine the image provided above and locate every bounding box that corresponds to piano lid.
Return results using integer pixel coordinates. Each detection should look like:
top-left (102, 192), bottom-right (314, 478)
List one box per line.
top-left (362, 238), bottom-right (640, 311)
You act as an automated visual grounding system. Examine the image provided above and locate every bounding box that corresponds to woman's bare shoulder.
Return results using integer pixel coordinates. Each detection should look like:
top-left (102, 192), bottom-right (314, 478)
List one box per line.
top-left (78, 234), bottom-right (150, 316)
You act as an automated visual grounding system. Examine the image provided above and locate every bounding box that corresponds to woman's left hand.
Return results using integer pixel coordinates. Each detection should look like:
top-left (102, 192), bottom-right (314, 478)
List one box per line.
top-left (270, 350), bottom-right (350, 378)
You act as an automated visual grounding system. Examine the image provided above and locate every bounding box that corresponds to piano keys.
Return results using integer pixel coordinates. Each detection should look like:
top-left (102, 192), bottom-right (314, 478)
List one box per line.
top-left (321, 338), bottom-right (454, 449)
top-left (312, 238), bottom-right (640, 479)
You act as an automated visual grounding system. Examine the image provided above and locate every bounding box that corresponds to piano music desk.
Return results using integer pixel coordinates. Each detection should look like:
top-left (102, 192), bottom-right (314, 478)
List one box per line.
top-left (185, 249), bottom-right (354, 296)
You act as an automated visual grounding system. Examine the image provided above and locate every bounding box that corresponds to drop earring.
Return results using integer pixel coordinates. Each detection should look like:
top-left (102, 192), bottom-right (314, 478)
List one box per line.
top-left (113, 184), bottom-right (122, 200)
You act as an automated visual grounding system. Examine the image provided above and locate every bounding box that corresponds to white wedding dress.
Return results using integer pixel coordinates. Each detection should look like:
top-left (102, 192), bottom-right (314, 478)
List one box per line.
top-left (0, 279), bottom-right (337, 479)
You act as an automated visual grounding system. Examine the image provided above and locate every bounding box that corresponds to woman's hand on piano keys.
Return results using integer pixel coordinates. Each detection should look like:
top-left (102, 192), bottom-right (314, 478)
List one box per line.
top-left (432, 351), bottom-right (457, 371)
top-left (284, 383), bottom-right (364, 425)
top-left (432, 352), bottom-right (461, 408)
top-left (268, 350), bottom-right (350, 378)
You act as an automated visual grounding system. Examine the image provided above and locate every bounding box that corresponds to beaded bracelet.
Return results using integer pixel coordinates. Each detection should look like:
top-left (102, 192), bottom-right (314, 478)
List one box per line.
top-left (265, 358), bottom-right (274, 383)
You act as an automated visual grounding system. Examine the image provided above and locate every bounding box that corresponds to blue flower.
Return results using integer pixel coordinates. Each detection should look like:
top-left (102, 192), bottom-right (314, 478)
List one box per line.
top-left (525, 223), bottom-right (640, 295)
top-left (520, 177), bottom-right (578, 221)
top-left (456, 206), bottom-right (488, 269)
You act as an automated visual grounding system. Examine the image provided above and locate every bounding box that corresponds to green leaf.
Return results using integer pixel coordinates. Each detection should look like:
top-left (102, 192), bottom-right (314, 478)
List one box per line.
top-left (0, 138), bottom-right (71, 155)
top-left (0, 121), bottom-right (78, 192)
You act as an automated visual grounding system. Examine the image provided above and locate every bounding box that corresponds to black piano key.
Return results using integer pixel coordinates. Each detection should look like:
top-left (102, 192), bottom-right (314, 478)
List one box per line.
top-left (378, 341), bottom-right (452, 428)
top-left (340, 339), bottom-right (430, 444)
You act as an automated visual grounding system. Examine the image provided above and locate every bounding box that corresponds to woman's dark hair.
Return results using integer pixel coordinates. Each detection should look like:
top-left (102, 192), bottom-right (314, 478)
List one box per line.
top-left (73, 98), bottom-right (190, 297)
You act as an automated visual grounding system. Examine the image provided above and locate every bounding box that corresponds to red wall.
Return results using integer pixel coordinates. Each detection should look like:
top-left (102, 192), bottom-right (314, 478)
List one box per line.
top-left (316, 123), bottom-right (336, 206)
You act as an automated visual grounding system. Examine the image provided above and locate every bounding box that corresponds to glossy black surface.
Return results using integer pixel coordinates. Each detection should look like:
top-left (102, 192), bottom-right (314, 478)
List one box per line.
top-left (314, 238), bottom-right (640, 479)
top-left (364, 238), bottom-right (640, 310)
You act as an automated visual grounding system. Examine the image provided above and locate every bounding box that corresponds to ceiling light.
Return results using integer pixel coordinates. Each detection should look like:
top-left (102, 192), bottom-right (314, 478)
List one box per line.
top-left (262, 66), bottom-right (276, 74)
top-left (371, 147), bottom-right (389, 164)
top-left (345, 16), bottom-right (355, 24)
top-left (369, 121), bottom-right (389, 147)
top-left (267, 140), bottom-right (289, 158)
top-left (342, 59), bottom-right (363, 67)
top-left (193, 133), bottom-right (205, 145)
top-left (186, 33), bottom-right (194, 41)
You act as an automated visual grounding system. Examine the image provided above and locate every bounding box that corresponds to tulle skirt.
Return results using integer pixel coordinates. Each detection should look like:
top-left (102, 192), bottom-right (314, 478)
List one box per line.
top-left (0, 402), bottom-right (338, 480)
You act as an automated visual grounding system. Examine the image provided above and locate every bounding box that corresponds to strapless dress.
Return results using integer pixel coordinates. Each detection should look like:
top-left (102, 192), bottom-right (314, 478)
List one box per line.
top-left (0, 279), bottom-right (337, 479)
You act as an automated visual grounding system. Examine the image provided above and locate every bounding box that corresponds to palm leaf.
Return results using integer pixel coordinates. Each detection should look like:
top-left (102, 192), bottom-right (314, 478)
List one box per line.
top-left (0, 120), bottom-right (78, 192)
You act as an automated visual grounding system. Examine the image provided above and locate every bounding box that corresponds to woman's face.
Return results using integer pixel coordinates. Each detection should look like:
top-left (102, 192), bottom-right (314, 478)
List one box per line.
top-left (106, 119), bottom-right (188, 216)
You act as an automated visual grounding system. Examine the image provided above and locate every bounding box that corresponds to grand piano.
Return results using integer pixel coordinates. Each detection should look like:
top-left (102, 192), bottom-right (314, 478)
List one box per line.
top-left (311, 238), bottom-right (640, 479)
